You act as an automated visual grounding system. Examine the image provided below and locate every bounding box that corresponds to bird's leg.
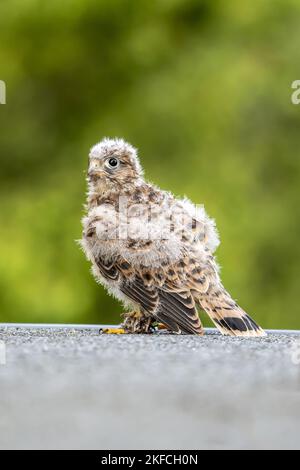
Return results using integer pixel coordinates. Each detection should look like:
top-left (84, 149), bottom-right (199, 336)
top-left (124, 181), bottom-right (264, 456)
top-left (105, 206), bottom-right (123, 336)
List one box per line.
top-left (99, 311), bottom-right (148, 334)
top-left (121, 310), bottom-right (154, 334)
top-left (100, 311), bottom-right (162, 335)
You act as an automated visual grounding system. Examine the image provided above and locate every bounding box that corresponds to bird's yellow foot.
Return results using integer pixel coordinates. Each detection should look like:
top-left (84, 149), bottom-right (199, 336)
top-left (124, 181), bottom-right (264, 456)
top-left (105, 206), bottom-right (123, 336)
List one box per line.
top-left (157, 323), bottom-right (168, 330)
top-left (99, 327), bottom-right (126, 335)
top-left (99, 320), bottom-right (168, 335)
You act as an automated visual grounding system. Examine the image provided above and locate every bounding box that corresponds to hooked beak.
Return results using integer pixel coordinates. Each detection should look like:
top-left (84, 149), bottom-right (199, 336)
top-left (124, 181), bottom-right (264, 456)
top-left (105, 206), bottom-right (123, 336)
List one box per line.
top-left (88, 167), bottom-right (104, 179)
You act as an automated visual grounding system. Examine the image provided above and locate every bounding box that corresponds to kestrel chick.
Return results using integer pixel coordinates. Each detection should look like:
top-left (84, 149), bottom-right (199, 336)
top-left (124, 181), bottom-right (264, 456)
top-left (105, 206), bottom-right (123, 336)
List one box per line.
top-left (80, 138), bottom-right (265, 336)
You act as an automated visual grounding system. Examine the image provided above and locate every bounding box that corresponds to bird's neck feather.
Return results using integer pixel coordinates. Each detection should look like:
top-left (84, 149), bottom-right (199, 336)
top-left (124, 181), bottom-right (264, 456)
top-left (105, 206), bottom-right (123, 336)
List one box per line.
top-left (86, 177), bottom-right (144, 209)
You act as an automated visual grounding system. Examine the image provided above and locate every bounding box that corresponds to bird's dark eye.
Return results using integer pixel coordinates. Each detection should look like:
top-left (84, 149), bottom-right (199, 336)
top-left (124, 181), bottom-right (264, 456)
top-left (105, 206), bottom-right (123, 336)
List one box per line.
top-left (106, 157), bottom-right (119, 169)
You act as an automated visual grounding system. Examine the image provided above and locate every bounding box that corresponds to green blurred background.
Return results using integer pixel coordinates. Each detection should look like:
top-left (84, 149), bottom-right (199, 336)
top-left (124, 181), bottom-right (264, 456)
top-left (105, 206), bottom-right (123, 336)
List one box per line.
top-left (0, 0), bottom-right (299, 328)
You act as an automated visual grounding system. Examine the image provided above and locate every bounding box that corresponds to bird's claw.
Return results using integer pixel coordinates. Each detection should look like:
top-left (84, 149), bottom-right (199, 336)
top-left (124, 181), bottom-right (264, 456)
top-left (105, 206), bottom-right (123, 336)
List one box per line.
top-left (99, 321), bottom-right (168, 335)
top-left (99, 327), bottom-right (126, 335)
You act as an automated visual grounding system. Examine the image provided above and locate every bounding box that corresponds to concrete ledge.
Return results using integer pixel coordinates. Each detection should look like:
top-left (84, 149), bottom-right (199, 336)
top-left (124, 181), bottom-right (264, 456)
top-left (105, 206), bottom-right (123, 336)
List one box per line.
top-left (0, 325), bottom-right (300, 449)
top-left (1, 322), bottom-right (299, 335)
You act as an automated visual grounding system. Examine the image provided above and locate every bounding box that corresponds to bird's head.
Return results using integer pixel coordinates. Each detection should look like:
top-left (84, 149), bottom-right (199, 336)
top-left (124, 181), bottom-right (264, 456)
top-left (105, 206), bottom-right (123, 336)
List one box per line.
top-left (87, 138), bottom-right (143, 193)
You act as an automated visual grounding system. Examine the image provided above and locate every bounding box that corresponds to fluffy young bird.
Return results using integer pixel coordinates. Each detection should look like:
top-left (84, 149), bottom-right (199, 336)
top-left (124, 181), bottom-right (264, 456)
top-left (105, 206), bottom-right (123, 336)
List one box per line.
top-left (80, 138), bottom-right (266, 336)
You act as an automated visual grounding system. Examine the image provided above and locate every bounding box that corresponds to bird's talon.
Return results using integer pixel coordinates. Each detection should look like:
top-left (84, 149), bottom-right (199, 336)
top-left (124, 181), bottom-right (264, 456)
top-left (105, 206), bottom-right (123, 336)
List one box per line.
top-left (99, 327), bottom-right (126, 335)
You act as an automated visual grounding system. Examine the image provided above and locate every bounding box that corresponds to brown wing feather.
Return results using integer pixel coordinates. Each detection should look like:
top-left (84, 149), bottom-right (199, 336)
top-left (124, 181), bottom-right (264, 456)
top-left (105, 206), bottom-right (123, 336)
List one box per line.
top-left (120, 276), bottom-right (158, 315)
top-left (189, 258), bottom-right (266, 337)
top-left (95, 255), bottom-right (203, 335)
top-left (96, 257), bottom-right (119, 281)
top-left (157, 289), bottom-right (203, 334)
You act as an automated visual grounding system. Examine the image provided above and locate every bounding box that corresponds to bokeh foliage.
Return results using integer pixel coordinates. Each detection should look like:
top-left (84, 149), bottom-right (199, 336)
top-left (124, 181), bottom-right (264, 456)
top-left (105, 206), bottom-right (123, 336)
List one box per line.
top-left (0, 0), bottom-right (300, 327)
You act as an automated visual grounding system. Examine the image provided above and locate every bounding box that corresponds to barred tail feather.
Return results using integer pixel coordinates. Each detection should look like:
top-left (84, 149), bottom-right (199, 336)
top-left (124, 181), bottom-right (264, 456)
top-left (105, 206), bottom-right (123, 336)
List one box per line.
top-left (199, 290), bottom-right (266, 337)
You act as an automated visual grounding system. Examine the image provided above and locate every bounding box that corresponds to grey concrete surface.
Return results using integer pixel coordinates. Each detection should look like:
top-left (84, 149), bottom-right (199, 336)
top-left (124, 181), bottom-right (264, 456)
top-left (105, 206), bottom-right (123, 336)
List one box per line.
top-left (0, 326), bottom-right (300, 450)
